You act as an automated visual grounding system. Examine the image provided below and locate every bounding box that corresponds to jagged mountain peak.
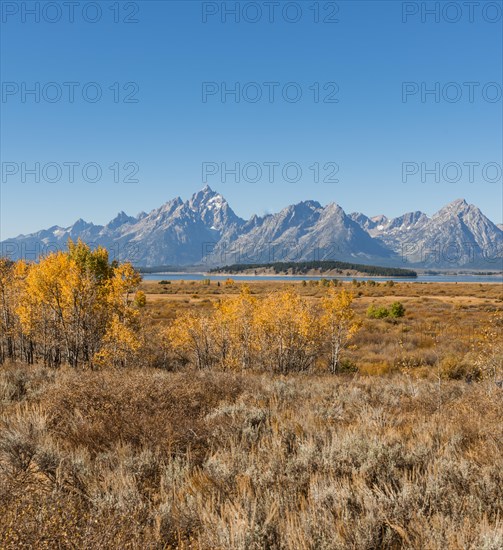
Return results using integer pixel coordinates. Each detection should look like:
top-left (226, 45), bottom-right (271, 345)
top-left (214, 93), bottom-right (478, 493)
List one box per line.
top-left (371, 214), bottom-right (388, 225)
top-left (1, 189), bottom-right (501, 268)
top-left (324, 201), bottom-right (343, 210)
top-left (449, 198), bottom-right (468, 207)
top-left (191, 184), bottom-right (217, 198)
top-left (188, 185), bottom-right (225, 210)
top-left (272, 201), bottom-right (322, 230)
top-left (349, 213), bottom-right (376, 231)
top-left (367, 200), bottom-right (501, 267)
top-left (161, 196), bottom-right (183, 211)
top-left (187, 187), bottom-right (229, 215)
top-left (281, 200), bottom-right (321, 214)
top-left (71, 218), bottom-right (93, 230)
top-left (387, 211), bottom-right (428, 229)
top-left (106, 211), bottom-right (136, 230)
top-left (301, 199), bottom-right (322, 209)
top-left (436, 198), bottom-right (472, 216)
top-left (184, 187), bottom-right (242, 230)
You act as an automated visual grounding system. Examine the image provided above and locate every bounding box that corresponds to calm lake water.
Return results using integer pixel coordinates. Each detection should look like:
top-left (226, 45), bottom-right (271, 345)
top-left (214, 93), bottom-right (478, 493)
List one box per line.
top-left (143, 273), bottom-right (503, 284)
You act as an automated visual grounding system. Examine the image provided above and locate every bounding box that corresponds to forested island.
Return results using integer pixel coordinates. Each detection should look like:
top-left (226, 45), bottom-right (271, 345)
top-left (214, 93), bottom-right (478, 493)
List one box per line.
top-left (209, 261), bottom-right (418, 278)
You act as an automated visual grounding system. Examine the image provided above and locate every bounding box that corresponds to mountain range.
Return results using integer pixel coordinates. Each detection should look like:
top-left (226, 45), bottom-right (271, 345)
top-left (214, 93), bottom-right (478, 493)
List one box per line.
top-left (2, 186), bottom-right (502, 270)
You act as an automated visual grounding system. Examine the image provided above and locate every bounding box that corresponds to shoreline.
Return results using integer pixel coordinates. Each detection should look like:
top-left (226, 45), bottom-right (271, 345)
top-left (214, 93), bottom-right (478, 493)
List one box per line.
top-left (142, 270), bottom-right (502, 278)
top-left (142, 271), bottom-right (503, 284)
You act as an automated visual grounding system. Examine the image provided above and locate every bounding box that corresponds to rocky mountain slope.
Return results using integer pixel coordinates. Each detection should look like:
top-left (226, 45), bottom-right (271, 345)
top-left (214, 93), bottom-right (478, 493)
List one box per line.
top-left (2, 188), bottom-right (502, 269)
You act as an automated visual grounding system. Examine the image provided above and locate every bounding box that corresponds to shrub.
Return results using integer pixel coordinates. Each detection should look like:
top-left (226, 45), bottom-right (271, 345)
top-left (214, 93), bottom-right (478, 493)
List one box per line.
top-left (390, 301), bottom-right (406, 318)
top-left (438, 355), bottom-right (482, 381)
top-left (367, 301), bottom-right (405, 319)
top-left (358, 361), bottom-right (394, 375)
top-left (0, 368), bottom-right (502, 547)
top-left (367, 304), bottom-right (390, 319)
top-left (336, 358), bottom-right (358, 373)
top-left (43, 370), bottom-right (246, 459)
top-left (133, 290), bottom-right (147, 308)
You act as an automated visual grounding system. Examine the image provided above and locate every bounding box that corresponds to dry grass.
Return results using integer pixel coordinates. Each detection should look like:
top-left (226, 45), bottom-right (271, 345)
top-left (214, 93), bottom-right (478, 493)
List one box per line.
top-left (144, 280), bottom-right (502, 378)
top-left (0, 362), bottom-right (502, 549)
top-left (141, 279), bottom-right (503, 303)
top-left (0, 282), bottom-right (501, 547)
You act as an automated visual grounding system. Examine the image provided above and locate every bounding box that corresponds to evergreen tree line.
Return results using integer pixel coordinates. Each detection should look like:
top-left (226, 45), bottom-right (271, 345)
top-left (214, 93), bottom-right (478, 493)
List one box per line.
top-left (210, 261), bottom-right (417, 278)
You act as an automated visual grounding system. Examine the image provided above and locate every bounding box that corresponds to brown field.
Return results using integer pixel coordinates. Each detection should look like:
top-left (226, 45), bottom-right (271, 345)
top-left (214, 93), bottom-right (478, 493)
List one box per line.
top-left (1, 280), bottom-right (502, 548)
top-left (142, 280), bottom-right (502, 379)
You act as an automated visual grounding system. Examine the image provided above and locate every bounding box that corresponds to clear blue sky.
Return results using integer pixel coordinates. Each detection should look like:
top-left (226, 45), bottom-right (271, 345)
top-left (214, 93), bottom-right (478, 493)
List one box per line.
top-left (1, 0), bottom-right (502, 239)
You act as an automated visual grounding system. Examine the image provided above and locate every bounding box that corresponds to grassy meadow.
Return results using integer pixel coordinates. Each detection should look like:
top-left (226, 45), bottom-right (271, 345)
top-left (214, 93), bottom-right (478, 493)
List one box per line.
top-left (1, 271), bottom-right (502, 548)
top-left (144, 279), bottom-right (502, 379)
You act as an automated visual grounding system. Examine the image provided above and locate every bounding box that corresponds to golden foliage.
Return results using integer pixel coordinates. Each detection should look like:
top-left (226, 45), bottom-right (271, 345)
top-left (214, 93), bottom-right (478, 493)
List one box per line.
top-left (165, 286), bottom-right (360, 373)
top-left (320, 288), bottom-right (361, 373)
top-left (473, 311), bottom-right (503, 380)
top-left (1, 239), bottom-right (143, 368)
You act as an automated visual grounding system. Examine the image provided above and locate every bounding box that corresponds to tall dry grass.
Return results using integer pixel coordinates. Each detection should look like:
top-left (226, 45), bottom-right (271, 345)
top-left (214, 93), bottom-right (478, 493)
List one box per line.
top-left (144, 280), bottom-right (502, 378)
top-left (0, 362), bottom-right (501, 549)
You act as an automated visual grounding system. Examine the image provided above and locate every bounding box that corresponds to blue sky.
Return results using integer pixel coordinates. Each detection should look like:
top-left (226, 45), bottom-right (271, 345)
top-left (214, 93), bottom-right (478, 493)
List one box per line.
top-left (1, 0), bottom-right (502, 239)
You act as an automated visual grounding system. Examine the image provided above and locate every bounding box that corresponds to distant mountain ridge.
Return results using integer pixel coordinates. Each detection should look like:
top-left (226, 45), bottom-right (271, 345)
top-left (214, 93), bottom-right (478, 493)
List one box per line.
top-left (2, 187), bottom-right (502, 269)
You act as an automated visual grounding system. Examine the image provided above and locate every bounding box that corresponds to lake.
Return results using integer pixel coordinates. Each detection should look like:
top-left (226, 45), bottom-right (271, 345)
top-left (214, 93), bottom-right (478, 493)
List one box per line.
top-left (143, 273), bottom-right (503, 284)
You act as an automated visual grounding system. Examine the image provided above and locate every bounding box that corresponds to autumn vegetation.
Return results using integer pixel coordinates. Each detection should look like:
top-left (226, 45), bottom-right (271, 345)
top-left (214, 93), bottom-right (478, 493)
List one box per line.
top-left (0, 241), bottom-right (146, 369)
top-left (164, 285), bottom-right (361, 374)
top-left (0, 243), bottom-right (502, 548)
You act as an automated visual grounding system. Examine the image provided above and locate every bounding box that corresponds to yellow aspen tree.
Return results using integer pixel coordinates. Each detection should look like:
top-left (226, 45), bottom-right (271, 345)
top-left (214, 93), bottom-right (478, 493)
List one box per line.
top-left (164, 311), bottom-right (217, 369)
top-left (105, 262), bottom-right (142, 311)
top-left (15, 239), bottom-right (143, 368)
top-left (320, 288), bottom-right (361, 374)
top-left (233, 285), bottom-right (257, 370)
top-left (14, 259), bottom-right (58, 365)
top-left (92, 261), bottom-right (143, 368)
top-left (17, 252), bottom-right (75, 365)
top-left (213, 285), bottom-right (257, 369)
top-left (0, 258), bottom-right (18, 362)
top-left (254, 288), bottom-right (319, 373)
top-left (94, 310), bottom-right (143, 369)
